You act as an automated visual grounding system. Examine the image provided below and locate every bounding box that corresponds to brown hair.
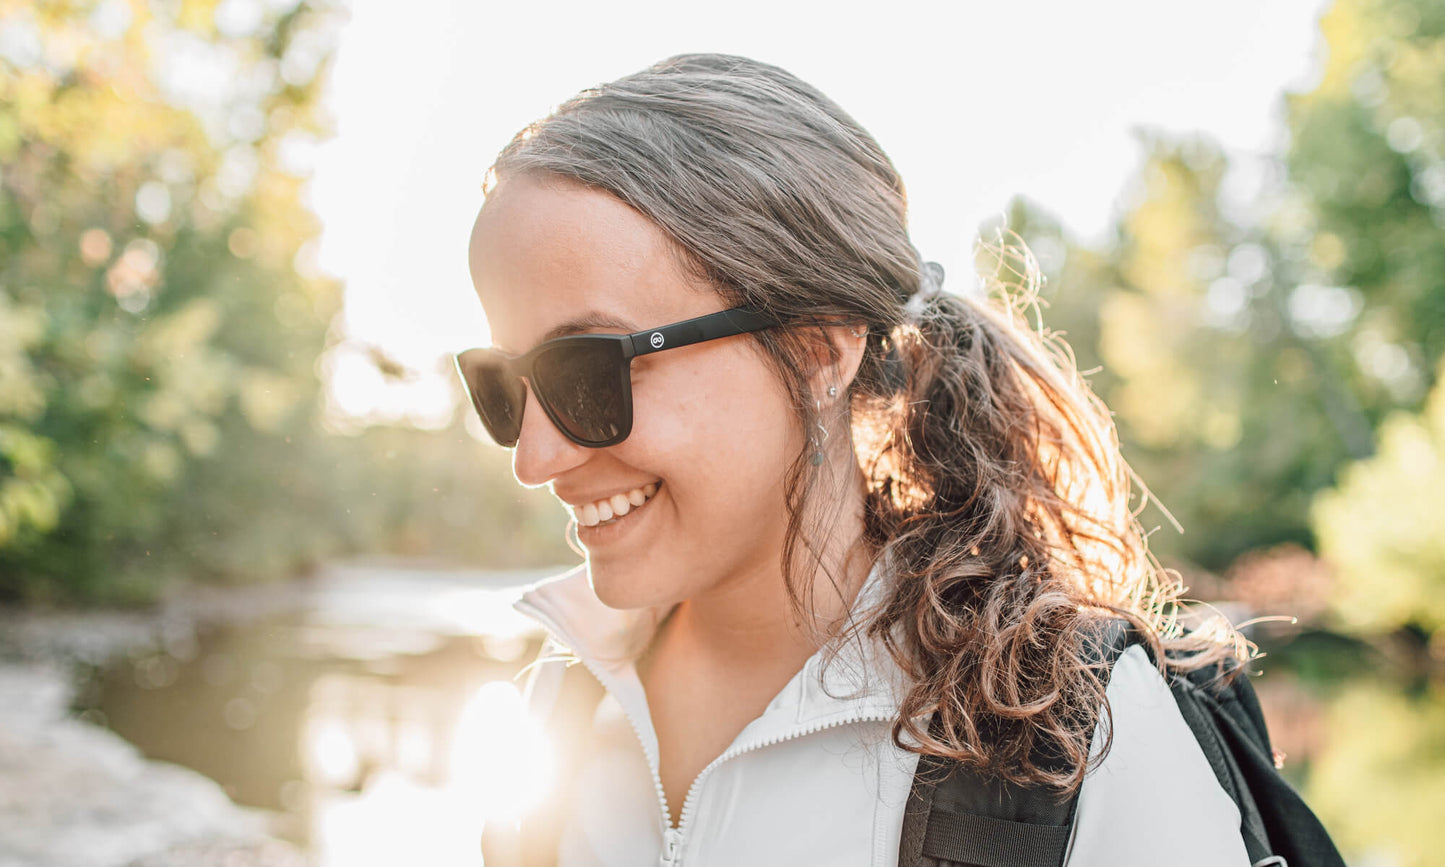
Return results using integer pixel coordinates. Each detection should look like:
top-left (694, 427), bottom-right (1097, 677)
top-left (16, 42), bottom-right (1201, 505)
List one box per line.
top-left (487, 53), bottom-right (1242, 790)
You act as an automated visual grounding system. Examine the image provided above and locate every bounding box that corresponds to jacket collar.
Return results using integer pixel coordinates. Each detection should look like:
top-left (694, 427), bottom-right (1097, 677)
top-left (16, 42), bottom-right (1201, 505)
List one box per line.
top-left (513, 562), bottom-right (909, 726)
top-left (514, 564), bottom-right (669, 665)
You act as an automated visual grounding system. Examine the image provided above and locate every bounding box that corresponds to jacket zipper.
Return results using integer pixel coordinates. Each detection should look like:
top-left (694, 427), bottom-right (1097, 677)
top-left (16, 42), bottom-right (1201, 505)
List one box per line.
top-left (574, 657), bottom-right (679, 863)
top-left (666, 707), bottom-right (896, 865)
top-left (517, 603), bottom-right (680, 861)
top-left (660, 827), bottom-right (683, 866)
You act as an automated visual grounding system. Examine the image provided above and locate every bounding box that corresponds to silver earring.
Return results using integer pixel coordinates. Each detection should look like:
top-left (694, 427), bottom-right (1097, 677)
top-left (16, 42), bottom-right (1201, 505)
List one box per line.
top-left (811, 399), bottom-right (829, 466)
top-left (827, 385), bottom-right (838, 398)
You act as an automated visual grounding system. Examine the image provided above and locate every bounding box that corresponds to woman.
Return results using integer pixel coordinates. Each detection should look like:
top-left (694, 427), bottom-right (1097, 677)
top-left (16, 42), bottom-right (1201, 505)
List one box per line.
top-left (460, 54), bottom-right (1250, 865)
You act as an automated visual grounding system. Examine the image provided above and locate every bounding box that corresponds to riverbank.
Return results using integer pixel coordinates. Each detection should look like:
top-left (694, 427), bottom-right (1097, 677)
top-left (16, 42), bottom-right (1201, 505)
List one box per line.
top-left (0, 594), bottom-right (313, 867)
top-left (0, 562), bottom-right (552, 867)
top-left (0, 660), bottom-right (307, 867)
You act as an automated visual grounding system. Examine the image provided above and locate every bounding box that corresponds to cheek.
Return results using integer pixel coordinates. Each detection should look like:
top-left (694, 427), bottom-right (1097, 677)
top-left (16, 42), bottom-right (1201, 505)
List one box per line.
top-left (588, 349), bottom-right (801, 608)
top-left (635, 349), bottom-right (800, 507)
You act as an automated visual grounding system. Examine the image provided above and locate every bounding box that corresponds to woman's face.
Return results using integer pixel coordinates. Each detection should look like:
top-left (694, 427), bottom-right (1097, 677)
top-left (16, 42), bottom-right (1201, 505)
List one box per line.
top-left (468, 174), bottom-right (802, 611)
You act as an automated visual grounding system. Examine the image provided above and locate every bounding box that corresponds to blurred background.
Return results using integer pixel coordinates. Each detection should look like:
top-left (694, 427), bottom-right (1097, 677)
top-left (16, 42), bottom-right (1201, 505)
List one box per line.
top-left (1, 0), bottom-right (1441, 864)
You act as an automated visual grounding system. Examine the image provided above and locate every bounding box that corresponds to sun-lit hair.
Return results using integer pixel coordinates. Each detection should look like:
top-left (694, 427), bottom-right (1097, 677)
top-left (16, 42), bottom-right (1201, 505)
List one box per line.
top-left (487, 53), bottom-right (1244, 790)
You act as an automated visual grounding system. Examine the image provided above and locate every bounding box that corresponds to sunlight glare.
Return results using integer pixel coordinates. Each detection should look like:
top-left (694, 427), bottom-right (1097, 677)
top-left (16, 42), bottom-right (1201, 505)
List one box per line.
top-left (422, 588), bottom-right (539, 645)
top-left (321, 346), bottom-right (459, 431)
top-left (317, 771), bottom-right (481, 867)
top-left (308, 718), bottom-right (361, 788)
top-left (449, 680), bottom-right (555, 822)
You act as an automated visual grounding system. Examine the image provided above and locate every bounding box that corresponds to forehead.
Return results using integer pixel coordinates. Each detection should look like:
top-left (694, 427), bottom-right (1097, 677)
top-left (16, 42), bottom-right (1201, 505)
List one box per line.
top-left (468, 174), bottom-right (710, 353)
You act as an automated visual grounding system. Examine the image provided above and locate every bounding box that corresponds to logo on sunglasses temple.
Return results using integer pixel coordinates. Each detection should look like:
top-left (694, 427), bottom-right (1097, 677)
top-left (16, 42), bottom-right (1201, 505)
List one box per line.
top-left (649, 332), bottom-right (665, 349)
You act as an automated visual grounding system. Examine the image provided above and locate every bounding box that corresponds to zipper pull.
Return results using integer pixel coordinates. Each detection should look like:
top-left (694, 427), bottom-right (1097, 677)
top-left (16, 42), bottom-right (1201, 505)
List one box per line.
top-left (659, 827), bottom-right (683, 867)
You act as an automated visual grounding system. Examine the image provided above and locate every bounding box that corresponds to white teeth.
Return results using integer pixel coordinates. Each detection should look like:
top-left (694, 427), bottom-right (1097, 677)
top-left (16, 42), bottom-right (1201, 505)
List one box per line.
top-left (573, 483), bottom-right (660, 527)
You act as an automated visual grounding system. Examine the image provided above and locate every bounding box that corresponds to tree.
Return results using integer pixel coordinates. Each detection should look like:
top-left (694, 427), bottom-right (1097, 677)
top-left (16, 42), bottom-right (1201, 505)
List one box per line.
top-left (1313, 358), bottom-right (1445, 638)
top-left (1287, 0), bottom-right (1445, 396)
top-left (1008, 0), bottom-right (1445, 573)
top-left (1300, 0), bottom-right (1445, 648)
top-left (0, 0), bottom-right (346, 601)
top-left (1011, 137), bottom-right (1370, 572)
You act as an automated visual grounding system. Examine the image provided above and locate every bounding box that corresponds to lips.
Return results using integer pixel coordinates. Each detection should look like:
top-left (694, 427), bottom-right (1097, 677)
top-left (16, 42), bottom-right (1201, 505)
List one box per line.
top-left (569, 482), bottom-right (659, 527)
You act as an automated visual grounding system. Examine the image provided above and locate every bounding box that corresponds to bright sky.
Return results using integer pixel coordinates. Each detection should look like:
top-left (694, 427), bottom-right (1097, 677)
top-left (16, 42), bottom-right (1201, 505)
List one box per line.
top-left (309, 0), bottom-right (1331, 427)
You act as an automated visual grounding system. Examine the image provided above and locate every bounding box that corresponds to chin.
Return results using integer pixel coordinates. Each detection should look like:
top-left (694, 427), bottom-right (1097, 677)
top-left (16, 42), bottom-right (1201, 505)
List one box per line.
top-left (586, 558), bottom-right (676, 612)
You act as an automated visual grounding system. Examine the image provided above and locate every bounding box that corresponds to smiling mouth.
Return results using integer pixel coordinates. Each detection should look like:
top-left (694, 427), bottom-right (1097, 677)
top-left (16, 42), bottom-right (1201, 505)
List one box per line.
top-left (572, 482), bottom-right (660, 528)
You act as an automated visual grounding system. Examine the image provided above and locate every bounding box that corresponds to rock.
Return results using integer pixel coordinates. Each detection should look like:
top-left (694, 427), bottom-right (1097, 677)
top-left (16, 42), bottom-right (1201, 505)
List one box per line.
top-left (127, 838), bottom-right (310, 867)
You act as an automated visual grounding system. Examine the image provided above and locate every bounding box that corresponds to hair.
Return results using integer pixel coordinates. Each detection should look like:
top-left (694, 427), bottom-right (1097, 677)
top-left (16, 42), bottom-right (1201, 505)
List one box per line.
top-left (486, 53), bottom-right (1245, 790)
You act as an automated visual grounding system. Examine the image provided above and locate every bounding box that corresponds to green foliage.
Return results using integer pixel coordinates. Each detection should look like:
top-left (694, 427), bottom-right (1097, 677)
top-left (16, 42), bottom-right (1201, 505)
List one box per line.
top-left (0, 0), bottom-right (347, 602)
top-left (0, 0), bottom-right (577, 604)
top-left (1314, 359), bottom-right (1445, 635)
top-left (1305, 680), bottom-right (1445, 867)
top-left (1289, 0), bottom-right (1445, 377)
top-left (1013, 140), bottom-right (1369, 571)
top-left (327, 422), bottom-right (575, 571)
top-left (1010, 0), bottom-right (1445, 574)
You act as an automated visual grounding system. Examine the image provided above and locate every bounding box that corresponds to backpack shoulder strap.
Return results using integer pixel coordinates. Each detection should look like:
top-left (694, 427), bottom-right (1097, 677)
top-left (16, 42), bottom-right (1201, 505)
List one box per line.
top-left (898, 622), bottom-right (1132, 867)
top-left (1169, 661), bottom-right (1347, 867)
top-left (481, 641), bottom-right (606, 867)
top-left (899, 748), bottom-right (1079, 867)
top-left (901, 623), bottom-right (1348, 867)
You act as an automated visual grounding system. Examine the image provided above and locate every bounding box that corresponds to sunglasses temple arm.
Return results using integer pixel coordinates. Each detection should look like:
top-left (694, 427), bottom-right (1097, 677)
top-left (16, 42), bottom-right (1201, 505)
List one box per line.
top-left (626, 308), bottom-right (778, 358)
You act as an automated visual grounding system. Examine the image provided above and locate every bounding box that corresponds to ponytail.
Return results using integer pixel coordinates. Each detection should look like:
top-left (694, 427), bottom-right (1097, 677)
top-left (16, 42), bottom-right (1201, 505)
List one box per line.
top-left (857, 243), bottom-right (1236, 789)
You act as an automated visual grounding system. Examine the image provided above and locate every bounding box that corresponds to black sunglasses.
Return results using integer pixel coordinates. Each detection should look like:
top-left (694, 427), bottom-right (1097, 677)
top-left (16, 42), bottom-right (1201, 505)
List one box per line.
top-left (454, 306), bottom-right (780, 448)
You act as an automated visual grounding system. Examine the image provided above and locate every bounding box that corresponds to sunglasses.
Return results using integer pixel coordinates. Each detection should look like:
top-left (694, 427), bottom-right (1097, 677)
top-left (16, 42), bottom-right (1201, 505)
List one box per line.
top-left (454, 306), bottom-right (781, 448)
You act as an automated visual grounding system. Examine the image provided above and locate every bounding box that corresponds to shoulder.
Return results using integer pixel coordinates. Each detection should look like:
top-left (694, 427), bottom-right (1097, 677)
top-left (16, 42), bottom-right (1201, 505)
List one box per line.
top-left (1064, 645), bottom-right (1250, 866)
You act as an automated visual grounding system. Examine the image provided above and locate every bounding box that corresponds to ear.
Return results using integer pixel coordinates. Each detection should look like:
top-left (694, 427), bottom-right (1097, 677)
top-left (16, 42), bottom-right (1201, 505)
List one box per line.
top-left (807, 322), bottom-right (869, 408)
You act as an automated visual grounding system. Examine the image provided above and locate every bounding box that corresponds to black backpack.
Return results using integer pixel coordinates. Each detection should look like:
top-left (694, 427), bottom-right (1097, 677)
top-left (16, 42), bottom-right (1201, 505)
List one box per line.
top-left (898, 624), bottom-right (1347, 867)
top-left (485, 627), bottom-right (1346, 867)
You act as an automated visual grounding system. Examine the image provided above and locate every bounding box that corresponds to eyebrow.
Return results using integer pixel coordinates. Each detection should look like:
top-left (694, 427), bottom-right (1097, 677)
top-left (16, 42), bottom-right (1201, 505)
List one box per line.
top-left (485, 311), bottom-right (641, 357)
top-left (541, 312), bottom-right (636, 342)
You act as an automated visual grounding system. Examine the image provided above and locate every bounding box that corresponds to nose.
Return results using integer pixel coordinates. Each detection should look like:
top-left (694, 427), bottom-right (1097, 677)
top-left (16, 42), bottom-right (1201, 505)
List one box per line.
top-left (511, 384), bottom-right (590, 487)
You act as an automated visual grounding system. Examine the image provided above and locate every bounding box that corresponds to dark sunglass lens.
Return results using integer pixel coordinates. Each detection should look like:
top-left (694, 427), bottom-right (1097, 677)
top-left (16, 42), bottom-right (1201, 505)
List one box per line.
top-left (532, 341), bottom-right (628, 445)
top-left (465, 359), bottom-right (526, 446)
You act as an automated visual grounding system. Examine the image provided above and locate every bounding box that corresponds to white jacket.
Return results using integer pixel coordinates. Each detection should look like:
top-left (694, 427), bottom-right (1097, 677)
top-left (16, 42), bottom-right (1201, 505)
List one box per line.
top-left (515, 565), bottom-right (1250, 867)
